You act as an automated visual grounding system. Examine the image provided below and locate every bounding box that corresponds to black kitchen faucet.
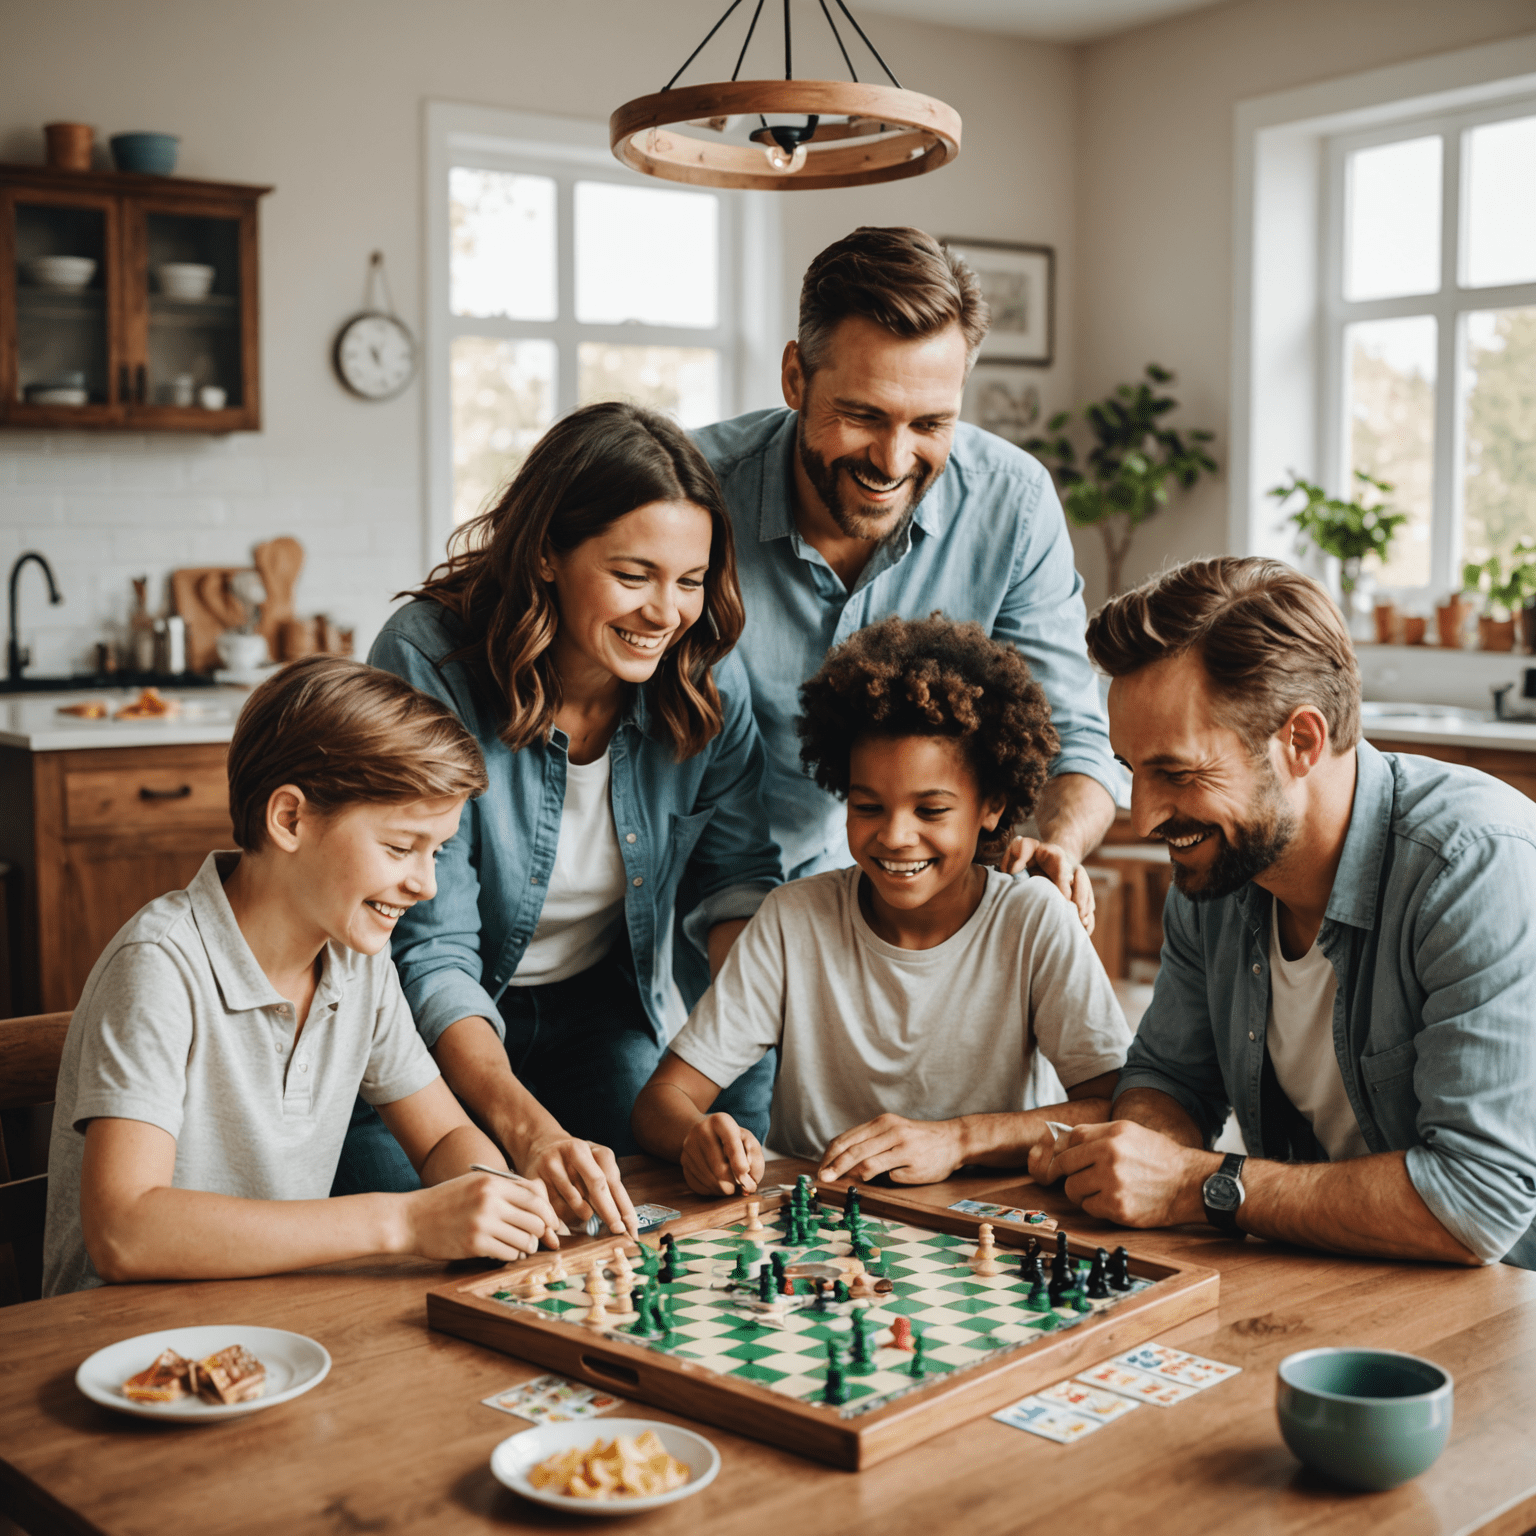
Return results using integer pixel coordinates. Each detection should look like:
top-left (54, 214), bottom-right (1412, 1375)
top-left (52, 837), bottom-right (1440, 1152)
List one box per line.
top-left (6, 551), bottom-right (64, 680)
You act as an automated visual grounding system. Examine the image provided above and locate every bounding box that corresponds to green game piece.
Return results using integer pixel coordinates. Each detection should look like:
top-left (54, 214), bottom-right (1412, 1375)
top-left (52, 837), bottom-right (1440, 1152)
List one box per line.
top-left (834, 1280), bottom-right (851, 1304)
top-left (730, 1246), bottom-right (754, 1284)
top-left (849, 1309), bottom-right (874, 1371)
top-left (908, 1330), bottom-right (927, 1377)
top-left (1026, 1279), bottom-right (1050, 1312)
top-left (823, 1339), bottom-right (850, 1405)
top-left (758, 1265), bottom-right (775, 1304)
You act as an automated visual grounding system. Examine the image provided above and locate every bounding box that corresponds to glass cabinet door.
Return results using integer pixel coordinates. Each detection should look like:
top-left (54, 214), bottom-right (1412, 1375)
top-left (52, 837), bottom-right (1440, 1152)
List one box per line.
top-left (125, 202), bottom-right (252, 424)
top-left (3, 190), bottom-right (121, 422)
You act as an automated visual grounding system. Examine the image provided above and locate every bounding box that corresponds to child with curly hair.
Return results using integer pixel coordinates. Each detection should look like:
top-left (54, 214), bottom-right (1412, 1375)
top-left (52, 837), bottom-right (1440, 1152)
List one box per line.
top-left (632, 613), bottom-right (1130, 1194)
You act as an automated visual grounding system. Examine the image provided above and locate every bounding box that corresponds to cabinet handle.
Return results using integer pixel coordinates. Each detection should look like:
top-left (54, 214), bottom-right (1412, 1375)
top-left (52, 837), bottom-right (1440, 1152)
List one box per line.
top-left (118, 365), bottom-right (130, 403)
top-left (138, 784), bottom-right (192, 801)
top-left (135, 364), bottom-right (147, 404)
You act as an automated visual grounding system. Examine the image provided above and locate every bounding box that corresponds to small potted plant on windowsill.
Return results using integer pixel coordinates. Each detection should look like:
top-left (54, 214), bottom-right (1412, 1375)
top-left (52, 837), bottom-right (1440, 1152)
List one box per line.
top-left (1462, 542), bottom-right (1536, 652)
top-left (1269, 469), bottom-right (1407, 639)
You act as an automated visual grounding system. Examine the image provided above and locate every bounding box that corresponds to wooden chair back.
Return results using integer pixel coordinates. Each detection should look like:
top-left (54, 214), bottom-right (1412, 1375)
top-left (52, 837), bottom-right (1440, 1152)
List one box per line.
top-left (0, 1011), bottom-right (70, 1305)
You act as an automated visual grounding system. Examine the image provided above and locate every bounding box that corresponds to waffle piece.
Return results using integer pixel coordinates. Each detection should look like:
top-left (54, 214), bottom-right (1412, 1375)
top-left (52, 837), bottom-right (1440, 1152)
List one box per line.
top-left (122, 1348), bottom-right (192, 1403)
top-left (193, 1345), bottom-right (267, 1404)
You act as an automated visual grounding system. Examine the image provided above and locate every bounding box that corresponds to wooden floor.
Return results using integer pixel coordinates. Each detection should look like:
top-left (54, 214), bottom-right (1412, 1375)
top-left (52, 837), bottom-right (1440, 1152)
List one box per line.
top-left (2, 1158), bottom-right (1536, 1536)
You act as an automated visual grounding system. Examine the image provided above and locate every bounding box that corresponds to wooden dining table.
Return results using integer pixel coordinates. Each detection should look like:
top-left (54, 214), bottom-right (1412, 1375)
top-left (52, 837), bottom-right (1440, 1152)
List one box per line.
top-left (3, 1155), bottom-right (1536, 1536)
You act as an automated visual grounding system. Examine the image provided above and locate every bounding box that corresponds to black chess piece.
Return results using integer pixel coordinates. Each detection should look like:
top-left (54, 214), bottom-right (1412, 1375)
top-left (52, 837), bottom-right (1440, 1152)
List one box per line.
top-left (1108, 1245), bottom-right (1132, 1292)
top-left (1024, 1236), bottom-right (1041, 1260)
top-left (1086, 1247), bottom-right (1111, 1299)
top-left (1051, 1231), bottom-right (1071, 1287)
top-left (1020, 1251), bottom-right (1045, 1288)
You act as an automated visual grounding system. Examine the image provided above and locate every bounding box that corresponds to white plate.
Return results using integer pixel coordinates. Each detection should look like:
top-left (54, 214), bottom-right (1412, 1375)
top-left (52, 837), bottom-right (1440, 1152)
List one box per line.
top-left (27, 388), bottom-right (88, 406)
top-left (75, 1325), bottom-right (331, 1423)
top-left (490, 1417), bottom-right (720, 1516)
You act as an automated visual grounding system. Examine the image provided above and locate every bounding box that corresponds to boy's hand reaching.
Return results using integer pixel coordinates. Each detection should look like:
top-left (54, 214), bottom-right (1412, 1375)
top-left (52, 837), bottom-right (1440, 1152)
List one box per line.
top-left (819, 1113), bottom-right (966, 1186)
top-left (402, 1170), bottom-right (561, 1261)
top-left (523, 1134), bottom-right (640, 1239)
top-left (680, 1112), bottom-right (764, 1197)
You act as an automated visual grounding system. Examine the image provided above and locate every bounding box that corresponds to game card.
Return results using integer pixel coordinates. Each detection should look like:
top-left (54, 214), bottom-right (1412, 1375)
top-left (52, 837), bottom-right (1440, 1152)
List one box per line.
top-left (1075, 1362), bottom-right (1199, 1406)
top-left (1114, 1344), bottom-right (1242, 1389)
top-left (482, 1374), bottom-right (622, 1423)
top-left (947, 1199), bottom-right (1049, 1225)
top-left (992, 1396), bottom-right (1104, 1443)
top-left (1036, 1379), bottom-right (1139, 1423)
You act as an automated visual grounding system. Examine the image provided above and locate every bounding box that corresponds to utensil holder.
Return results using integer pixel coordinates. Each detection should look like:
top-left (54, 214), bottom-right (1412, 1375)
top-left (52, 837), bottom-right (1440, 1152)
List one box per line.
top-left (44, 122), bottom-right (94, 171)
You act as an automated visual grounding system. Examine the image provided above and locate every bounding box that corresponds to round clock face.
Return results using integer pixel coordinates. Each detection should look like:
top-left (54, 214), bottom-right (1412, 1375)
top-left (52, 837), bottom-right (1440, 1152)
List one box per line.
top-left (334, 311), bottom-right (417, 400)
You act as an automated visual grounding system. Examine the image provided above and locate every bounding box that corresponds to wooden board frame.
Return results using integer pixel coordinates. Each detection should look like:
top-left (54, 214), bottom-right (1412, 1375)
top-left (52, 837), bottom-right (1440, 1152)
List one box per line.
top-left (427, 1185), bottom-right (1218, 1470)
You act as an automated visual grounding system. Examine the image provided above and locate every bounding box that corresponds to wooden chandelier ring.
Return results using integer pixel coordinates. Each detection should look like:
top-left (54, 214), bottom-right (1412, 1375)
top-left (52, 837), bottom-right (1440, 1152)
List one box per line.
top-left (610, 79), bottom-right (962, 192)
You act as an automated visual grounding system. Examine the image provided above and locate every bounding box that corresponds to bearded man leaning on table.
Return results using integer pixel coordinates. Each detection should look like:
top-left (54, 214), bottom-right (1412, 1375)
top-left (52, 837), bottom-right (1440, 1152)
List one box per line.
top-left (1033, 556), bottom-right (1536, 1268)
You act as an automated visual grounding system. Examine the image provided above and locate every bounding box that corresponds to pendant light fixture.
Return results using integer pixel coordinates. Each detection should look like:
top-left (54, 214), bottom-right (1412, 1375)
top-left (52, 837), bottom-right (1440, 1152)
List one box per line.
top-left (611, 0), bottom-right (962, 192)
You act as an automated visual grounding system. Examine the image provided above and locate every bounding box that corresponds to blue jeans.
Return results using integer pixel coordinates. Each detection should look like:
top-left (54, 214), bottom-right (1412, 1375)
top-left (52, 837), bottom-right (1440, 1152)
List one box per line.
top-left (331, 946), bottom-right (775, 1195)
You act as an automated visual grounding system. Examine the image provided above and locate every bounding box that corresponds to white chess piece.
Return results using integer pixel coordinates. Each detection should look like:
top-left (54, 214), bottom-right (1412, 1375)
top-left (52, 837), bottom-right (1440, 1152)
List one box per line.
top-left (611, 1245), bottom-right (636, 1315)
top-left (521, 1267), bottom-right (549, 1301)
top-left (584, 1260), bottom-right (611, 1329)
top-left (971, 1222), bottom-right (1002, 1276)
top-left (744, 1200), bottom-right (765, 1236)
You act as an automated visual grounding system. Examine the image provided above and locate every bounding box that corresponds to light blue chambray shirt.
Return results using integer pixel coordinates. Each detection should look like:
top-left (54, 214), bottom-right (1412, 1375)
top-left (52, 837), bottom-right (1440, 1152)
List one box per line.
top-left (369, 600), bottom-right (782, 1050)
top-left (694, 409), bottom-right (1120, 876)
top-left (1116, 740), bottom-right (1536, 1268)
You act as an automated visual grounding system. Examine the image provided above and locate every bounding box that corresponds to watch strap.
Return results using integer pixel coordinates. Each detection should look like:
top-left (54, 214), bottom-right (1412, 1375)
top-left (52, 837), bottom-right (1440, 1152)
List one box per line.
top-left (1202, 1152), bottom-right (1247, 1236)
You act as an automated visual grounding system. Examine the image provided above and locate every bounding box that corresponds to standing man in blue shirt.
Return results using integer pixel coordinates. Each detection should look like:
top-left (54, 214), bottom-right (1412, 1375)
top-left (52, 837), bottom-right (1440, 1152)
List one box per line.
top-left (1035, 557), bottom-right (1536, 1268)
top-left (694, 227), bottom-right (1118, 925)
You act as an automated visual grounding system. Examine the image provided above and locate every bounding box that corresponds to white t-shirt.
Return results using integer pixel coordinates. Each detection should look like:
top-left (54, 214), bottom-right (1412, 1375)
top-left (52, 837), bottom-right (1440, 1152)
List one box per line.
top-left (669, 866), bottom-right (1132, 1160)
top-left (509, 750), bottom-right (628, 987)
top-left (1266, 902), bottom-right (1369, 1162)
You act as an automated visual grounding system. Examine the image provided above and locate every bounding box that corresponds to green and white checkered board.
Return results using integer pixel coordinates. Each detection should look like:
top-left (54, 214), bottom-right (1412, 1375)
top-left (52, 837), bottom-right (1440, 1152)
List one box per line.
top-left (490, 1208), bottom-right (1152, 1419)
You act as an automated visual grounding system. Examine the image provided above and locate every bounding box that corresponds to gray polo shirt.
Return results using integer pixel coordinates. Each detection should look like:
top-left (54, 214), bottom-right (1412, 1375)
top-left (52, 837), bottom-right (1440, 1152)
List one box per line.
top-left (43, 851), bottom-right (439, 1296)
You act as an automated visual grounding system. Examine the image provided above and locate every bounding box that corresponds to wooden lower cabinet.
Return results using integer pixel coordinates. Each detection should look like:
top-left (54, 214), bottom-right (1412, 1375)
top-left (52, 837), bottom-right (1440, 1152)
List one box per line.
top-left (0, 743), bottom-right (232, 1016)
top-left (1365, 736), bottom-right (1536, 801)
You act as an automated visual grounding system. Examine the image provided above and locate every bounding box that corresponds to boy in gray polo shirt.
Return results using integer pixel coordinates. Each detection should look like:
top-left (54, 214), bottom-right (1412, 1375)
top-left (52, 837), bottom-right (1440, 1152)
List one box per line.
top-left (633, 616), bottom-right (1130, 1193)
top-left (44, 657), bottom-right (564, 1296)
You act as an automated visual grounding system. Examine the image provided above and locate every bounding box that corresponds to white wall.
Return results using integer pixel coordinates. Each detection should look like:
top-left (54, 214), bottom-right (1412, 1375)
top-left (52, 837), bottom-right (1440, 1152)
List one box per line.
top-left (0, 0), bottom-right (1077, 673)
top-left (1071, 0), bottom-right (1536, 609)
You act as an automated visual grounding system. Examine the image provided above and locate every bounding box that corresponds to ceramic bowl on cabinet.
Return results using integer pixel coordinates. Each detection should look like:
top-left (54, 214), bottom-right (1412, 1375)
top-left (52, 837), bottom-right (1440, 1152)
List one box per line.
top-left (109, 132), bottom-right (179, 174)
top-left (157, 263), bottom-right (215, 299)
top-left (25, 255), bottom-right (97, 291)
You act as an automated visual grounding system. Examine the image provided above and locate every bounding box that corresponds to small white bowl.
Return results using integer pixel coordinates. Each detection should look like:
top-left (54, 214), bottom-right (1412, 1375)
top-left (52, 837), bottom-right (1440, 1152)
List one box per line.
top-left (489, 1417), bottom-right (720, 1516)
top-left (157, 262), bottom-right (215, 299)
top-left (26, 386), bottom-right (88, 406)
top-left (26, 255), bottom-right (96, 291)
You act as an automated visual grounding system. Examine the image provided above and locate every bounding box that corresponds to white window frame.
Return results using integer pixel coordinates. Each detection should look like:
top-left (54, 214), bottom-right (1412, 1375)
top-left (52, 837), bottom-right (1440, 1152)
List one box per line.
top-left (1320, 96), bottom-right (1536, 599)
top-left (422, 102), bottom-right (782, 569)
top-left (1230, 33), bottom-right (1536, 589)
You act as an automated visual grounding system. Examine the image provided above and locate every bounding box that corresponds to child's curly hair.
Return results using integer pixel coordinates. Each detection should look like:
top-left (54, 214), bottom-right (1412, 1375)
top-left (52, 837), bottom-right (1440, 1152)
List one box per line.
top-left (796, 613), bottom-right (1060, 865)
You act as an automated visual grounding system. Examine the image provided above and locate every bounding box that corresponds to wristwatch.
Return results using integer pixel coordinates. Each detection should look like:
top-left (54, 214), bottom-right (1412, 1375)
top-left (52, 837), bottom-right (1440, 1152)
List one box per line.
top-left (1201, 1153), bottom-right (1247, 1236)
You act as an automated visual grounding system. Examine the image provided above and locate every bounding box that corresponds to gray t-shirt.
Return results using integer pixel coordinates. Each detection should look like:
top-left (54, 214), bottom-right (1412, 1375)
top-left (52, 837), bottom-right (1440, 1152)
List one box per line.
top-left (669, 866), bottom-right (1131, 1161)
top-left (43, 851), bottom-right (439, 1296)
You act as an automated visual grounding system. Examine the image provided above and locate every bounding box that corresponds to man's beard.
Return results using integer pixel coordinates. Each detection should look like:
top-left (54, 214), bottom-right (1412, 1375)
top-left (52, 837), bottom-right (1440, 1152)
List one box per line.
top-left (796, 416), bottom-right (940, 543)
top-left (1155, 762), bottom-right (1297, 902)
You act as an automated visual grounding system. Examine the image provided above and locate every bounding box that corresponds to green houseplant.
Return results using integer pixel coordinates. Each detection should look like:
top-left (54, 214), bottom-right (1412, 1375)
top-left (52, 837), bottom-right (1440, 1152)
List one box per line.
top-left (1269, 469), bottom-right (1408, 600)
top-left (1462, 541), bottom-right (1536, 651)
top-left (1024, 364), bottom-right (1218, 595)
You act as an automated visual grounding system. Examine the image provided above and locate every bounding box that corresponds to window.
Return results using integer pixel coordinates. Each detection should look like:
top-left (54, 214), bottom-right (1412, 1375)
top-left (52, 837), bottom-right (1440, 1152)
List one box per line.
top-left (1323, 101), bottom-right (1536, 596)
top-left (425, 105), bottom-right (781, 560)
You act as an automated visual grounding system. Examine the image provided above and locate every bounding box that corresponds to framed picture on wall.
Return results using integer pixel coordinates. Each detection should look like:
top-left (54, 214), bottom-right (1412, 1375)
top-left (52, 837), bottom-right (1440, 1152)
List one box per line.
top-left (963, 364), bottom-right (1042, 447)
top-left (942, 238), bottom-right (1054, 366)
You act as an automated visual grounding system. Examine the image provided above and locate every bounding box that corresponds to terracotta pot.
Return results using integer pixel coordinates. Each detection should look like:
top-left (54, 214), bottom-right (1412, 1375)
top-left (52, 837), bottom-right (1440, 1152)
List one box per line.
top-left (1373, 603), bottom-right (1398, 644)
top-left (1436, 599), bottom-right (1468, 649)
top-left (1479, 616), bottom-right (1516, 652)
top-left (1402, 616), bottom-right (1427, 646)
top-left (44, 122), bottom-right (93, 171)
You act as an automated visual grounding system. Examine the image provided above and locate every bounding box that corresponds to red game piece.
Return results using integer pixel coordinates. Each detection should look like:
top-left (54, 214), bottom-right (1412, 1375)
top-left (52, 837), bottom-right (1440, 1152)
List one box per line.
top-left (889, 1316), bottom-right (915, 1351)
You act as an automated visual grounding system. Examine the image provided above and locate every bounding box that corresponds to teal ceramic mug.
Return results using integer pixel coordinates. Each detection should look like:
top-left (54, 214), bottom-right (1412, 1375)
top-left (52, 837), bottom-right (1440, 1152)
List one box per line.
top-left (1276, 1348), bottom-right (1453, 1491)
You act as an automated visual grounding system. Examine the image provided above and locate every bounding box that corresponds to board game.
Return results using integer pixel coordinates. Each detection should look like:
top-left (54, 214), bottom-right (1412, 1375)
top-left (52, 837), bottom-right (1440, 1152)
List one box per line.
top-left (427, 1182), bottom-right (1218, 1469)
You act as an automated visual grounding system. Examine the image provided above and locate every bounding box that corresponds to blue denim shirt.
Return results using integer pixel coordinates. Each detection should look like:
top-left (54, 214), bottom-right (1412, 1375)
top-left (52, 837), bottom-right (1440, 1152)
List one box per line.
top-left (369, 600), bottom-right (782, 1050)
top-left (1116, 740), bottom-right (1536, 1267)
top-left (694, 409), bottom-right (1120, 875)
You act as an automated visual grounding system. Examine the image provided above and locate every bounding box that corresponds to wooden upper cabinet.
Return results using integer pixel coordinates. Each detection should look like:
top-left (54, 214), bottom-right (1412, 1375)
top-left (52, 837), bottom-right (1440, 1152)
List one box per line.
top-left (0, 165), bottom-right (269, 433)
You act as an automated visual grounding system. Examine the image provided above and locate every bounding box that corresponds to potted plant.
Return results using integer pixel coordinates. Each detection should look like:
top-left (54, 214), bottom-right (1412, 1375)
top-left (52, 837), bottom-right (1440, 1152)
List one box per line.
top-left (1462, 541), bottom-right (1536, 652)
top-left (1269, 470), bottom-right (1408, 638)
top-left (1024, 364), bottom-right (1218, 595)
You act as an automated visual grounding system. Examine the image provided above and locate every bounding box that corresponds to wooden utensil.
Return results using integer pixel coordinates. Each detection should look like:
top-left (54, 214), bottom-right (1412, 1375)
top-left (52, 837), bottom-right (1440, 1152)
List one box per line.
top-left (170, 567), bottom-right (248, 673)
top-left (253, 538), bottom-right (303, 659)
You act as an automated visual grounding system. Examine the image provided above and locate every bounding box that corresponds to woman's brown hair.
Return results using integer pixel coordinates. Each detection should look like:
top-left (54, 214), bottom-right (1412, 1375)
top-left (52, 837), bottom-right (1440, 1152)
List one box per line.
top-left (408, 401), bottom-right (744, 760)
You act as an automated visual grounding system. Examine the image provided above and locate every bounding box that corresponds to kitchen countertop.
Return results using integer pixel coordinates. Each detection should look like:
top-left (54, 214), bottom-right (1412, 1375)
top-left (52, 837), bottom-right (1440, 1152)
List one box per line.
top-left (1361, 700), bottom-right (1536, 752)
top-left (0, 685), bottom-right (251, 751)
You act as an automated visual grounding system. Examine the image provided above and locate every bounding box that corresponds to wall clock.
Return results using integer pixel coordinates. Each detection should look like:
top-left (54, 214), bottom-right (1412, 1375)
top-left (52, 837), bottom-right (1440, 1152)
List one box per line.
top-left (333, 251), bottom-right (418, 401)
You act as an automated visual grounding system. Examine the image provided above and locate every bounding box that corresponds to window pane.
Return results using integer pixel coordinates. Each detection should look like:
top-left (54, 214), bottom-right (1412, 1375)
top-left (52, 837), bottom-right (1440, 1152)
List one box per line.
top-left (449, 168), bottom-right (556, 320)
top-left (1465, 116), bottom-right (1536, 289)
top-left (1463, 307), bottom-right (1536, 567)
top-left (577, 343), bottom-right (720, 428)
top-left (574, 182), bottom-right (718, 328)
top-left (1345, 315), bottom-right (1436, 587)
top-left (450, 337), bottom-right (556, 526)
top-left (1345, 137), bottom-right (1442, 301)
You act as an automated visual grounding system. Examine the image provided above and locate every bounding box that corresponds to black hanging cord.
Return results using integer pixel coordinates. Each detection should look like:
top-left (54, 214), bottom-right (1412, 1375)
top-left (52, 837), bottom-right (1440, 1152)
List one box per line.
top-left (832, 0), bottom-right (902, 87)
top-left (731, 0), bottom-right (766, 80)
top-left (663, 0), bottom-right (746, 90)
top-left (817, 0), bottom-right (859, 82)
top-left (783, 0), bottom-right (792, 79)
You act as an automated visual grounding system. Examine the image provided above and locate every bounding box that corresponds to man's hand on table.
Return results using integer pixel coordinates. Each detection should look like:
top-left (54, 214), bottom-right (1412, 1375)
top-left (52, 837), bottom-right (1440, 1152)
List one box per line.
top-left (818, 1113), bottom-right (968, 1185)
top-left (680, 1111), bottom-right (765, 1197)
top-left (1027, 1120), bottom-right (1219, 1226)
top-left (401, 1170), bottom-right (563, 1261)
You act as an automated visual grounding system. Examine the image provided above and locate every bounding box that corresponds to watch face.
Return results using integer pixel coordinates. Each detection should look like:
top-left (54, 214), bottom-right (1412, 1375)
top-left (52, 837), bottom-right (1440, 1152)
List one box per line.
top-left (335, 313), bottom-right (416, 400)
top-left (1203, 1174), bottom-right (1241, 1212)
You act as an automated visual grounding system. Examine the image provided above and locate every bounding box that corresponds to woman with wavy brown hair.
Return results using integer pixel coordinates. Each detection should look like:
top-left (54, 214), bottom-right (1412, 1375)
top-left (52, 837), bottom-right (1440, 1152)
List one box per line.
top-left (332, 402), bottom-right (782, 1236)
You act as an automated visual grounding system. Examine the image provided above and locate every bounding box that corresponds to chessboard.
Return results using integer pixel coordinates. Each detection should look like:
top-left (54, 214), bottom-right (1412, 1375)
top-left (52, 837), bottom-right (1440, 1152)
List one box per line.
top-left (427, 1182), bottom-right (1217, 1469)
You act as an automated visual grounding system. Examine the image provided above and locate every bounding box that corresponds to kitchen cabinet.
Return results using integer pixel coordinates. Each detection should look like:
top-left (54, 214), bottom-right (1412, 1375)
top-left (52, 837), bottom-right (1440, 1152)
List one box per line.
top-left (0, 742), bottom-right (233, 1015)
top-left (0, 164), bottom-right (268, 432)
top-left (1365, 737), bottom-right (1536, 801)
